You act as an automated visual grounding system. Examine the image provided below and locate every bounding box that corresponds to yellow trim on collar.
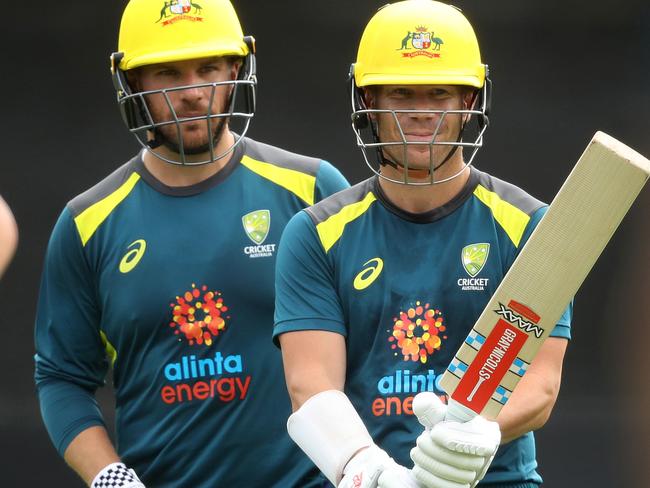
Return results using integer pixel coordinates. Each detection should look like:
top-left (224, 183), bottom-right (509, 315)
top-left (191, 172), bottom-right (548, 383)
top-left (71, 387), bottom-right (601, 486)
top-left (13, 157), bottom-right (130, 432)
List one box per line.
top-left (316, 192), bottom-right (377, 253)
top-left (241, 155), bottom-right (316, 206)
top-left (473, 184), bottom-right (530, 247)
top-left (74, 173), bottom-right (141, 246)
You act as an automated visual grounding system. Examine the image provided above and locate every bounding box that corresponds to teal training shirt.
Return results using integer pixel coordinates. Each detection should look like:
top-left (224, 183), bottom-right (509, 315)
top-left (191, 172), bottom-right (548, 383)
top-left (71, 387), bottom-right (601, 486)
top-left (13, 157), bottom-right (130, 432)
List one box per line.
top-left (34, 137), bottom-right (349, 488)
top-left (274, 170), bottom-right (572, 486)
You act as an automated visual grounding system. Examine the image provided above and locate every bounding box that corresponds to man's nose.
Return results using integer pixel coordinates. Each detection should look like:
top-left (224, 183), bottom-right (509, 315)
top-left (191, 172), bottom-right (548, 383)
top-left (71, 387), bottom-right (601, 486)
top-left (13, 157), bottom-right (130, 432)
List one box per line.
top-left (406, 101), bottom-right (436, 117)
top-left (178, 73), bottom-right (208, 102)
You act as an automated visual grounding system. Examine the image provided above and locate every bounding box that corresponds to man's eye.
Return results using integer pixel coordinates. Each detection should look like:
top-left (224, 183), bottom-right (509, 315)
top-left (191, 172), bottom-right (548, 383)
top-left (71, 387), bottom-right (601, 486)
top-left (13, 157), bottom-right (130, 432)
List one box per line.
top-left (200, 65), bottom-right (220, 73)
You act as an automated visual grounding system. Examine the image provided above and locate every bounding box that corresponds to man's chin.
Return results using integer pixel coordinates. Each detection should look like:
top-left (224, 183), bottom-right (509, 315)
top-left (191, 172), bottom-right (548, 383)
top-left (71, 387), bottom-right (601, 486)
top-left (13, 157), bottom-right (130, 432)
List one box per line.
top-left (161, 139), bottom-right (210, 155)
top-left (385, 152), bottom-right (437, 170)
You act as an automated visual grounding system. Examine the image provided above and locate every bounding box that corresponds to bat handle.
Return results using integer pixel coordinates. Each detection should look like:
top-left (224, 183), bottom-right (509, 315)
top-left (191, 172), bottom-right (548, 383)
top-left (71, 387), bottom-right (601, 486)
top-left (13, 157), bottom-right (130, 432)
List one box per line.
top-left (445, 398), bottom-right (478, 423)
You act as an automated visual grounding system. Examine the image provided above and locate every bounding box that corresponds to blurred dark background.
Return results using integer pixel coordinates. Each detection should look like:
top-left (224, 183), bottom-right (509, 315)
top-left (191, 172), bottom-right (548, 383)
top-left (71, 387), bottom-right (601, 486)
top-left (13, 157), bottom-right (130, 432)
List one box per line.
top-left (1, 0), bottom-right (648, 486)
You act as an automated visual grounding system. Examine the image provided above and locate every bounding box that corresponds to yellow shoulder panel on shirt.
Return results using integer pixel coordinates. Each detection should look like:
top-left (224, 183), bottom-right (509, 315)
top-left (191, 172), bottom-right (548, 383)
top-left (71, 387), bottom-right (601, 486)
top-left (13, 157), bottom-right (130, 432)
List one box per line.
top-left (316, 192), bottom-right (377, 253)
top-left (473, 184), bottom-right (530, 247)
top-left (100, 330), bottom-right (117, 367)
top-left (241, 155), bottom-right (316, 206)
top-left (74, 173), bottom-right (141, 246)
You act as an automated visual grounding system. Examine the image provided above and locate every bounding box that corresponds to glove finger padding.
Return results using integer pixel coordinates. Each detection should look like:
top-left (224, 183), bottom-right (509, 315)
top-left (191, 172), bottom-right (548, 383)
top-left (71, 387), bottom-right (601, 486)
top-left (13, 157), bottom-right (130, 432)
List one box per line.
top-left (411, 435), bottom-right (484, 482)
top-left (410, 416), bottom-right (501, 488)
top-left (412, 464), bottom-right (471, 488)
top-left (377, 465), bottom-right (420, 488)
top-left (412, 392), bottom-right (447, 430)
top-left (431, 416), bottom-right (501, 458)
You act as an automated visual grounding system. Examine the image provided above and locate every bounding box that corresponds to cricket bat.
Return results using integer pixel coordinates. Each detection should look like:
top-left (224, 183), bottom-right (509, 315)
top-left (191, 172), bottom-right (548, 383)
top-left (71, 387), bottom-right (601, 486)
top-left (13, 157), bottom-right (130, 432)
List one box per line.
top-left (440, 131), bottom-right (650, 422)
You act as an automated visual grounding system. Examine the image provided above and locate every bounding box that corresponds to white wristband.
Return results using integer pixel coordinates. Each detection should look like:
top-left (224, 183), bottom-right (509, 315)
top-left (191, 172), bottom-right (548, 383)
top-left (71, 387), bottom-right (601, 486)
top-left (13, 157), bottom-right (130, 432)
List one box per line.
top-left (287, 390), bottom-right (373, 485)
top-left (91, 462), bottom-right (145, 488)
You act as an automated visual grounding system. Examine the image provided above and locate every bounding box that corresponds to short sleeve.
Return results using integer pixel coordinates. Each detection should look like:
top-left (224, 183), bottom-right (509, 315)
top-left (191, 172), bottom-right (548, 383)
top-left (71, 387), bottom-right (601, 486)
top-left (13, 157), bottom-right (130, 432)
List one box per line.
top-left (273, 211), bottom-right (346, 344)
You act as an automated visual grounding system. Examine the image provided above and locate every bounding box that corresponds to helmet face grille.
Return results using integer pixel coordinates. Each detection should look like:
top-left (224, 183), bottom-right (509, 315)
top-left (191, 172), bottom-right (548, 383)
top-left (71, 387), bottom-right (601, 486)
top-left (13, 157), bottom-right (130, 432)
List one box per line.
top-left (113, 52), bottom-right (257, 166)
top-left (350, 77), bottom-right (490, 186)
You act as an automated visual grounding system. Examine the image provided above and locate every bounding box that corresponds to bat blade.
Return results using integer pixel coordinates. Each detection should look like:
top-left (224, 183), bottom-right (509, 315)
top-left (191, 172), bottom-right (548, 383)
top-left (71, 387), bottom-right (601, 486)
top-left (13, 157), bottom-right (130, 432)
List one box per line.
top-left (440, 131), bottom-right (650, 420)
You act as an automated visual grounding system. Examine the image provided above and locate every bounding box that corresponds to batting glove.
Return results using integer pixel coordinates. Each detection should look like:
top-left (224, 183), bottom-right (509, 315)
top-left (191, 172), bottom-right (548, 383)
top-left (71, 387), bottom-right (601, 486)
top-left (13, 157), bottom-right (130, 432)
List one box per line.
top-left (91, 462), bottom-right (145, 488)
top-left (338, 445), bottom-right (419, 488)
top-left (410, 393), bottom-right (501, 488)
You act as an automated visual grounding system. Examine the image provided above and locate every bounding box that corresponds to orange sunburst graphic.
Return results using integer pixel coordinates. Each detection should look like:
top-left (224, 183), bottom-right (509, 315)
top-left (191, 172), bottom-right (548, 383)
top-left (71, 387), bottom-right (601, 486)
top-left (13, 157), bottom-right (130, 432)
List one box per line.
top-left (169, 284), bottom-right (230, 346)
top-left (388, 301), bottom-right (447, 363)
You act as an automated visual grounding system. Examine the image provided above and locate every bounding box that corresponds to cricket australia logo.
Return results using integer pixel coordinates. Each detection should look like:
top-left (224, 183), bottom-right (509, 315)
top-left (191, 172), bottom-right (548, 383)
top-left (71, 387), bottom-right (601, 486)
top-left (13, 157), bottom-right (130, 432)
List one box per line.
top-left (495, 302), bottom-right (545, 339)
top-left (156, 0), bottom-right (204, 25)
top-left (458, 243), bottom-right (490, 291)
top-left (397, 26), bottom-right (444, 58)
top-left (242, 210), bottom-right (276, 258)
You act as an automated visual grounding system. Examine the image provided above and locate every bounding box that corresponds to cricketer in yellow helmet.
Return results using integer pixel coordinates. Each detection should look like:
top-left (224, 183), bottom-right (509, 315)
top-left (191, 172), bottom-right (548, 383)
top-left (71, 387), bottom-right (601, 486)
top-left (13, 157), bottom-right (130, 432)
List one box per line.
top-left (350, 0), bottom-right (489, 186)
top-left (34, 0), bottom-right (348, 486)
top-left (274, 1), bottom-right (570, 488)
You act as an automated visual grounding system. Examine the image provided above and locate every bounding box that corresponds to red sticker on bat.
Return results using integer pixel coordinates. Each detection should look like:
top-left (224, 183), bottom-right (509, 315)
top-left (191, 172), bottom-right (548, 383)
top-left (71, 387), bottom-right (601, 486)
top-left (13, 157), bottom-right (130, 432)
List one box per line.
top-left (451, 317), bottom-right (528, 413)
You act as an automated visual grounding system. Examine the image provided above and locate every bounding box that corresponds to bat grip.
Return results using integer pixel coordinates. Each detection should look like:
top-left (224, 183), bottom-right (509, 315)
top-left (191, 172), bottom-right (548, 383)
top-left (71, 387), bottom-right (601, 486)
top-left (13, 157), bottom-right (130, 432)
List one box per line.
top-left (445, 398), bottom-right (478, 422)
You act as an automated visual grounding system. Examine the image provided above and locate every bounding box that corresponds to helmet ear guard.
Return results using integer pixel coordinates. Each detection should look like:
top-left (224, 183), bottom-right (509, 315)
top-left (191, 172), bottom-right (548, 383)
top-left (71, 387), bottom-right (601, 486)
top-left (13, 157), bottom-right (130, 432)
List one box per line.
top-left (111, 52), bottom-right (148, 132)
top-left (111, 51), bottom-right (157, 142)
top-left (241, 36), bottom-right (257, 115)
top-left (477, 67), bottom-right (492, 131)
top-left (349, 64), bottom-right (370, 131)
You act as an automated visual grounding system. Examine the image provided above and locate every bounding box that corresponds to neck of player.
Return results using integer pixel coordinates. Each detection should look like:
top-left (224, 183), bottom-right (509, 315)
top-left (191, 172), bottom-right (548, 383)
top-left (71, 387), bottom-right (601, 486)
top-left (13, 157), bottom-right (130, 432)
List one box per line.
top-left (142, 128), bottom-right (236, 187)
top-left (378, 150), bottom-right (470, 214)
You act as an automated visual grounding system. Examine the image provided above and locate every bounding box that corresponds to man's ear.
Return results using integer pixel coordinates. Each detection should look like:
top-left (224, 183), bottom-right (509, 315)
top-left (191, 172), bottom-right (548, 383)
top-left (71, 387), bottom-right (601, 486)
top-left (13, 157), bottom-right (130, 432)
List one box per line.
top-left (125, 69), bottom-right (141, 92)
top-left (463, 87), bottom-right (477, 110)
top-left (230, 58), bottom-right (243, 81)
top-left (362, 86), bottom-right (376, 109)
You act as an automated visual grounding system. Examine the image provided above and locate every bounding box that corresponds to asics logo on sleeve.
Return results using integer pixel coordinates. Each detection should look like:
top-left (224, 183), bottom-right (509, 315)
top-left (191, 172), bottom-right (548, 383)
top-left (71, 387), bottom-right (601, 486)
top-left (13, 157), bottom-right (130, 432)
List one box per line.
top-left (119, 239), bottom-right (147, 274)
top-left (353, 258), bottom-right (384, 290)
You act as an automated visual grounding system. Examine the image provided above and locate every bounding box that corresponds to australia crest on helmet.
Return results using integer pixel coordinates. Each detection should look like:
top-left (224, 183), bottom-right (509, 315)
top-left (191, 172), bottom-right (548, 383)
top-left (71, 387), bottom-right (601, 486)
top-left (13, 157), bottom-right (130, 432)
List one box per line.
top-left (399, 25), bottom-right (443, 58)
top-left (157, 0), bottom-right (204, 25)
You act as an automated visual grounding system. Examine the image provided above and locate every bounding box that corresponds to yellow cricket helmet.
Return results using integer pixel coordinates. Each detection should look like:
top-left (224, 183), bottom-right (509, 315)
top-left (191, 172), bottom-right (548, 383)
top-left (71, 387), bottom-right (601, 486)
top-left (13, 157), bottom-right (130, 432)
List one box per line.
top-left (117, 0), bottom-right (250, 71)
top-left (353, 0), bottom-right (486, 88)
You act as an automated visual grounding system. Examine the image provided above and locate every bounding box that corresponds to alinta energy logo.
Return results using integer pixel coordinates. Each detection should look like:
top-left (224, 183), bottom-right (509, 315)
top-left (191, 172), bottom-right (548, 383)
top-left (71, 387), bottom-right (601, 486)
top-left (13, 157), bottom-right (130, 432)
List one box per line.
top-left (372, 301), bottom-right (449, 417)
top-left (161, 284), bottom-right (251, 406)
top-left (458, 243), bottom-right (490, 292)
top-left (397, 26), bottom-right (444, 58)
top-left (156, 0), bottom-right (204, 26)
top-left (169, 283), bottom-right (230, 346)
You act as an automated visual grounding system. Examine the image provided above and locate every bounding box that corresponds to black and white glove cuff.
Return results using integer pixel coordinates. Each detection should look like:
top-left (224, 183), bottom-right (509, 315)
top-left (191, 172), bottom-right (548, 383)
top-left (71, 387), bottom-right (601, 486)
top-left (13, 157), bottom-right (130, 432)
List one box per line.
top-left (91, 462), bottom-right (144, 488)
